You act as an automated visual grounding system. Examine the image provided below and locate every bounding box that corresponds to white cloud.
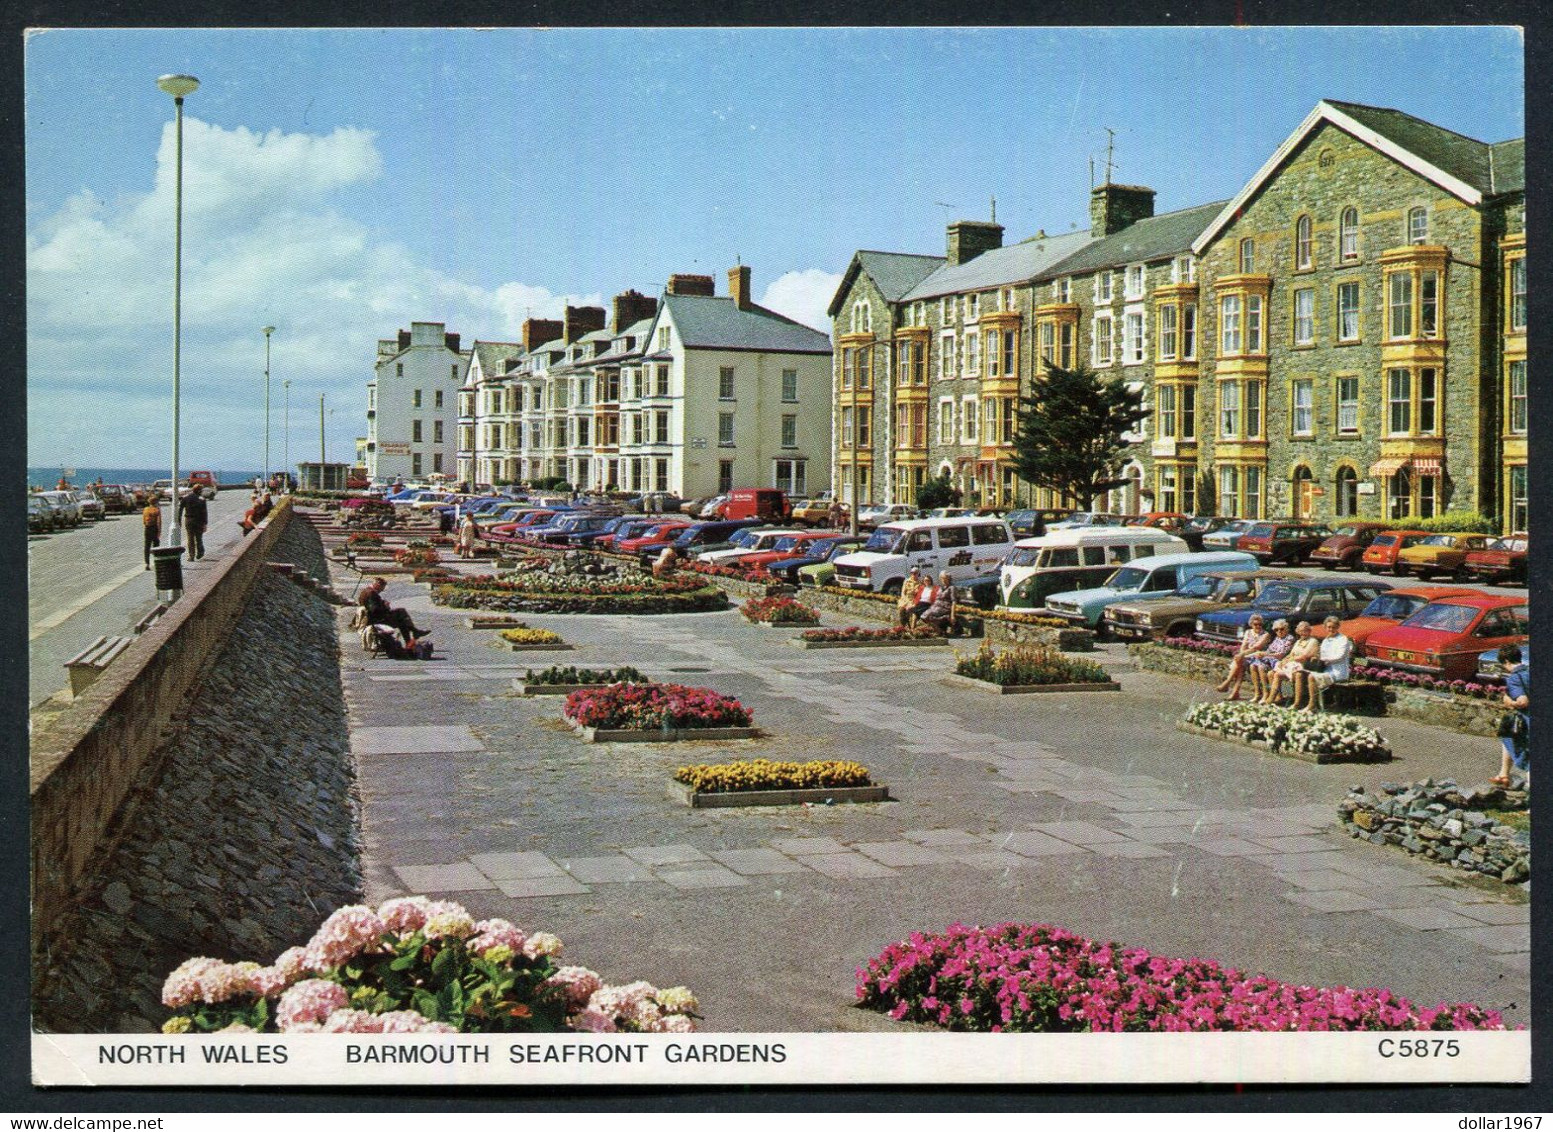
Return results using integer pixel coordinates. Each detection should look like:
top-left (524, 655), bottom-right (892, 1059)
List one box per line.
top-left (26, 118), bottom-right (594, 468)
top-left (758, 268), bottom-right (841, 332)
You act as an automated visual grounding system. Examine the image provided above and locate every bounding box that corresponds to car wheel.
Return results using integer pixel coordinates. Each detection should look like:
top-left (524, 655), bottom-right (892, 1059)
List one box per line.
top-left (882, 578), bottom-right (904, 597)
top-left (1392, 564), bottom-right (1409, 577)
top-left (1167, 621), bottom-right (1194, 640)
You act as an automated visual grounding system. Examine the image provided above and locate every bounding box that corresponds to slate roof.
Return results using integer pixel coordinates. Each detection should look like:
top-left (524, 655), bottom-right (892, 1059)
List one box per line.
top-left (902, 229), bottom-right (1093, 302)
top-left (659, 294), bottom-right (832, 354)
top-left (827, 250), bottom-right (944, 317)
top-left (1038, 200), bottom-right (1227, 280)
top-left (1489, 138), bottom-right (1524, 195)
top-left (470, 341), bottom-right (526, 379)
top-left (588, 316), bottom-right (658, 366)
top-left (1325, 100), bottom-right (1522, 197)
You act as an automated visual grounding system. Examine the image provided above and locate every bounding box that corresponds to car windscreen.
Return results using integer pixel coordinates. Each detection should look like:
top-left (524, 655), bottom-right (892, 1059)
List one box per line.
top-left (1420, 535), bottom-right (1456, 546)
top-left (1361, 593), bottom-right (1429, 620)
top-left (864, 527), bottom-right (904, 553)
top-left (1006, 547), bottom-right (1041, 567)
top-left (1105, 566), bottom-right (1149, 590)
top-left (771, 537), bottom-right (801, 552)
top-left (730, 529), bottom-right (760, 548)
top-left (1246, 524), bottom-right (1274, 539)
top-left (1176, 575), bottom-right (1218, 599)
top-left (1254, 583), bottom-right (1302, 611)
top-left (1400, 603), bottom-right (1480, 633)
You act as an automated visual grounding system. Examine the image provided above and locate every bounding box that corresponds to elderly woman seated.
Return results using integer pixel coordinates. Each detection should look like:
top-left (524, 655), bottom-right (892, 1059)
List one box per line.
top-left (1216, 613), bottom-right (1271, 700)
top-left (919, 571), bottom-right (957, 635)
top-left (1260, 619), bottom-right (1319, 706)
top-left (1247, 619), bottom-right (1295, 704)
top-left (1292, 614), bottom-right (1353, 711)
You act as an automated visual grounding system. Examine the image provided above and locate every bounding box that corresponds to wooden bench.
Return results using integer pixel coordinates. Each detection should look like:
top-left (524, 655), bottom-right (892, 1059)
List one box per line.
top-left (1317, 679), bottom-right (1386, 715)
top-left (65, 635), bottom-right (135, 696)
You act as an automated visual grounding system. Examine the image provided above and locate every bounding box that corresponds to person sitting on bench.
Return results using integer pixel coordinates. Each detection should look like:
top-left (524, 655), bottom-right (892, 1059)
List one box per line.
top-left (1294, 614), bottom-right (1353, 711)
top-left (919, 571), bottom-right (957, 635)
top-left (359, 577), bottom-right (430, 647)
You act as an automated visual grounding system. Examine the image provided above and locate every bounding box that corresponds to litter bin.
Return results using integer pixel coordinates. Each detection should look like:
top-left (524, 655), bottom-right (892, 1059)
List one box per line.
top-left (150, 544), bottom-right (185, 599)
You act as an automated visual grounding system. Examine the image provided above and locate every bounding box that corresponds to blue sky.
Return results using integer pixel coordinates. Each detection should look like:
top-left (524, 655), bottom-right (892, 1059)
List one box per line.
top-left (25, 26), bottom-right (1524, 470)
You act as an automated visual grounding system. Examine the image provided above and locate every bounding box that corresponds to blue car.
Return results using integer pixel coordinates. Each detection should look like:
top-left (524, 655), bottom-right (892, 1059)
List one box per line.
top-left (542, 513), bottom-right (624, 546)
top-left (1195, 577), bottom-right (1392, 645)
top-left (769, 536), bottom-right (867, 583)
top-left (665, 519), bottom-right (763, 558)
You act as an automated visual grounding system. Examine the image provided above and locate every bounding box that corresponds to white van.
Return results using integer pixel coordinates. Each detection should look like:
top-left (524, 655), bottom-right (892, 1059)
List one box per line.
top-left (998, 527), bottom-right (1188, 611)
top-left (832, 516), bottom-right (1014, 594)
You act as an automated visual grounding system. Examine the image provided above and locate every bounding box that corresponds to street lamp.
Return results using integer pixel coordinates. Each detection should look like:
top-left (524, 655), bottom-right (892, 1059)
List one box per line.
top-left (157, 72), bottom-right (198, 548)
top-left (263, 325), bottom-right (275, 488)
top-left (283, 378), bottom-right (291, 487)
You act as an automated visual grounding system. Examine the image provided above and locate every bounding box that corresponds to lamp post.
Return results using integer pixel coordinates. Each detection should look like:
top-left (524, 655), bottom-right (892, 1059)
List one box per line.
top-left (263, 325), bottom-right (275, 488)
top-left (283, 379), bottom-right (291, 488)
top-left (157, 73), bottom-right (198, 547)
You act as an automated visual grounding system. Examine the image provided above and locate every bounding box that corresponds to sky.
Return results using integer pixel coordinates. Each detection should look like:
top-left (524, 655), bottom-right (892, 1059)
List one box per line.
top-left (24, 26), bottom-right (1524, 471)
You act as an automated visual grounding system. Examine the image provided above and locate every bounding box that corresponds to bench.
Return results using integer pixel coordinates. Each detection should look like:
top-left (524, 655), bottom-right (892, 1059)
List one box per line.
top-left (133, 603), bottom-right (168, 635)
top-left (64, 635), bottom-right (135, 696)
top-left (1317, 679), bottom-right (1386, 716)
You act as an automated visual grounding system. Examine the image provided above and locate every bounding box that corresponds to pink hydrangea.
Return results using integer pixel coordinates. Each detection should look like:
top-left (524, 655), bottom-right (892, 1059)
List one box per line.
top-left (303, 905), bottom-right (387, 972)
top-left (547, 966), bottom-right (603, 1010)
top-left (650, 1013), bottom-right (696, 1034)
top-left (422, 900), bottom-right (476, 941)
top-left (377, 897), bottom-right (431, 935)
top-left (523, 932), bottom-right (563, 960)
top-left (470, 918), bottom-right (527, 956)
top-left (276, 979), bottom-right (349, 1031)
top-left (195, 961), bottom-right (259, 1004)
top-left (590, 981), bottom-right (661, 1030)
top-left (377, 1010), bottom-right (458, 1034)
top-left (321, 1009), bottom-right (386, 1033)
top-left (162, 957), bottom-right (222, 1008)
top-left (568, 1006), bottom-right (618, 1033)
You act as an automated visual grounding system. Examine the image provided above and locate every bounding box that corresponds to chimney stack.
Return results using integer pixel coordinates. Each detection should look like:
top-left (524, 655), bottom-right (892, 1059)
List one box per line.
top-left (563, 305), bottom-right (607, 343)
top-left (1090, 183), bottom-right (1156, 237)
top-left (729, 265), bottom-right (752, 311)
top-left (443, 332), bottom-right (460, 354)
top-left (611, 289), bottom-right (659, 333)
top-left (522, 317), bottom-right (563, 351)
top-left (666, 273), bottom-right (716, 297)
top-left (946, 220), bottom-right (1004, 267)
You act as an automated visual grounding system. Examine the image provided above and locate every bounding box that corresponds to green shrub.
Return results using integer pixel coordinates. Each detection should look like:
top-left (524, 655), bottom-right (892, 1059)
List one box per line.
top-left (954, 642), bottom-right (1111, 686)
top-left (524, 664), bottom-right (648, 686)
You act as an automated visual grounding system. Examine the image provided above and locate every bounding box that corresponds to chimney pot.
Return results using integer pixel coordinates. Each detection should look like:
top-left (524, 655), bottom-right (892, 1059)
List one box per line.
top-left (729, 265), bottom-right (752, 311)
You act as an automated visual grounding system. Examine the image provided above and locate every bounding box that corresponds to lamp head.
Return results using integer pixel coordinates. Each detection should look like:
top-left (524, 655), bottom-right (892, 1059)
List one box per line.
top-left (263, 325), bottom-right (276, 336)
top-left (157, 74), bottom-right (200, 98)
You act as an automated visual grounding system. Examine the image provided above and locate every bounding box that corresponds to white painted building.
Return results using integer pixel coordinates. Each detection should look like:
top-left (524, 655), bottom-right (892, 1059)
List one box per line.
top-left (366, 321), bottom-right (466, 483)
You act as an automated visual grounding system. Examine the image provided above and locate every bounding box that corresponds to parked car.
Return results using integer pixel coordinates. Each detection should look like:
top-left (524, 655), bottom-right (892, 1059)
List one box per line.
top-left (858, 503), bottom-right (919, 530)
top-left (1199, 517), bottom-right (1259, 551)
top-left (1044, 551), bottom-right (1259, 631)
top-left (666, 519), bottom-right (765, 560)
top-left (772, 536), bottom-right (867, 584)
top-left (698, 527), bottom-right (801, 566)
top-left (1363, 594), bottom-right (1529, 682)
top-left (1180, 515), bottom-right (1234, 552)
top-left (1194, 578), bottom-right (1394, 645)
top-left (38, 490), bottom-right (83, 527)
top-left (1002, 509), bottom-right (1047, 539)
top-left (707, 488), bottom-right (790, 523)
top-left (833, 516), bottom-right (1015, 594)
top-left (1476, 645), bottom-right (1524, 686)
top-left (36, 494), bottom-right (69, 530)
top-left (1235, 520), bottom-right (1333, 566)
top-left (1047, 512), bottom-right (1126, 531)
top-left (1395, 532), bottom-right (1494, 580)
top-left (954, 572), bottom-right (1004, 612)
top-left (28, 495), bottom-right (50, 533)
top-left (617, 521), bottom-right (694, 556)
top-left (1360, 529), bottom-right (1432, 575)
top-left (187, 470), bottom-right (218, 498)
top-left (95, 484), bottom-right (132, 514)
top-left (1309, 522), bottom-right (1392, 570)
top-left (1339, 586), bottom-right (1481, 652)
top-left (737, 531), bottom-right (838, 572)
top-left (537, 513), bottom-right (619, 545)
top-left (75, 490), bottom-right (106, 521)
top-left (1127, 512), bottom-right (1190, 532)
top-left (999, 527), bottom-right (1188, 611)
top-left (125, 483), bottom-right (154, 507)
top-left (787, 498), bottom-right (834, 527)
top-left (1102, 569), bottom-right (1298, 641)
top-left (594, 518), bottom-right (662, 552)
top-left (483, 510), bottom-right (558, 543)
top-left (1461, 534), bottom-right (1529, 586)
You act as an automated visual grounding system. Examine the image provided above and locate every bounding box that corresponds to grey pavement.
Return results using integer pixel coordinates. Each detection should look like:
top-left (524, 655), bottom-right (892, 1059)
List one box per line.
top-left (28, 490), bottom-right (255, 707)
top-left (335, 555), bottom-right (1530, 1033)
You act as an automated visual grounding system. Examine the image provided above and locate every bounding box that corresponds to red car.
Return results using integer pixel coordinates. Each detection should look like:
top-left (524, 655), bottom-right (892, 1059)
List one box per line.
top-left (1127, 511), bottom-right (1189, 532)
top-left (1362, 593), bottom-right (1529, 682)
top-left (737, 531), bottom-right (837, 572)
top-left (1236, 520), bottom-right (1333, 565)
top-left (484, 510), bottom-right (556, 543)
top-left (1462, 534), bottom-right (1528, 586)
top-left (616, 521), bottom-right (693, 555)
top-left (1310, 522), bottom-right (1392, 570)
top-left (593, 518), bottom-right (660, 552)
top-left (1339, 585), bottom-right (1479, 652)
top-left (1359, 529), bottom-right (1431, 575)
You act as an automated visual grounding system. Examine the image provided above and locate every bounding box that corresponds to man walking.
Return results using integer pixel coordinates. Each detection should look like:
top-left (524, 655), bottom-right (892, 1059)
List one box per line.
top-left (142, 498), bottom-right (162, 570)
top-left (178, 487), bottom-right (209, 560)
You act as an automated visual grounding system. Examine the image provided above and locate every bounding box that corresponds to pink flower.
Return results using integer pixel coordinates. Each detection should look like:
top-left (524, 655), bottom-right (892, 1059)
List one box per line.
top-left (377, 896), bottom-right (431, 935)
top-left (196, 962), bottom-right (259, 1004)
top-left (523, 932), bottom-right (563, 960)
top-left (568, 1006), bottom-right (618, 1033)
top-left (547, 966), bottom-right (603, 1009)
top-left (377, 1010), bottom-right (456, 1034)
top-left (162, 957), bottom-right (222, 1008)
top-left (276, 979), bottom-right (349, 1031)
top-left (321, 1009), bottom-right (386, 1033)
top-left (470, 918), bottom-right (527, 956)
top-left (304, 905), bottom-right (387, 971)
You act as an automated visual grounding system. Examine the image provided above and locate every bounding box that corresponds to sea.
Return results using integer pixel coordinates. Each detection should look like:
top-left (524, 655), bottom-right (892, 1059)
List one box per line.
top-left (27, 467), bottom-right (266, 491)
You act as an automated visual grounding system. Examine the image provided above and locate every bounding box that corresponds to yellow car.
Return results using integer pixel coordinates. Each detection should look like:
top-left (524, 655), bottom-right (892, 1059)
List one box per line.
top-left (1395, 532), bottom-right (1494, 581)
top-left (790, 498), bottom-right (839, 527)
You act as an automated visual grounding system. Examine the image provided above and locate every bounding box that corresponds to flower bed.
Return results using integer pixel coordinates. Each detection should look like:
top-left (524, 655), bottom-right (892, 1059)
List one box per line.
top-left (525, 664), bottom-right (648, 687)
top-left (741, 595), bottom-right (820, 625)
top-left (411, 568), bottom-right (457, 584)
top-left (856, 922), bottom-right (1513, 1032)
top-left (800, 625), bottom-right (941, 643)
top-left (564, 683), bottom-right (752, 731)
top-left (394, 547), bottom-right (442, 567)
top-left (1158, 638), bottom-right (1503, 699)
top-left (346, 533), bottom-right (383, 548)
top-left (687, 560), bottom-right (776, 583)
top-left (500, 627), bottom-right (566, 646)
top-left (675, 758), bottom-right (871, 793)
top-left (1181, 700), bottom-right (1391, 763)
top-left (950, 643), bottom-right (1114, 691)
top-left (980, 610), bottom-right (1074, 629)
top-left (434, 572), bottom-right (727, 615)
top-left (1340, 780), bottom-right (1530, 883)
top-left (161, 897), bottom-right (698, 1034)
top-left (816, 584), bottom-right (895, 605)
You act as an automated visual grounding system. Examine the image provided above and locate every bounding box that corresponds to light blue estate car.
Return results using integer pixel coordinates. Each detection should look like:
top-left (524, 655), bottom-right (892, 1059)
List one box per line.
top-left (1042, 551), bottom-right (1261, 630)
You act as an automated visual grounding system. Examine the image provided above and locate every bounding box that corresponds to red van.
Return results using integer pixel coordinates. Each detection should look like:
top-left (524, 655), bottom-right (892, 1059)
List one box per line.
top-left (187, 470), bottom-right (218, 498)
top-left (712, 489), bottom-right (791, 522)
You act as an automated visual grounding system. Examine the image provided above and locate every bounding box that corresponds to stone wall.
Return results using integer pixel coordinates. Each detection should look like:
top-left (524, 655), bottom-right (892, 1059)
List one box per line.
top-left (983, 618), bottom-right (1096, 652)
top-left (29, 500), bottom-right (298, 946)
top-left (32, 519), bottom-right (360, 1031)
top-left (1338, 779), bottom-right (1530, 884)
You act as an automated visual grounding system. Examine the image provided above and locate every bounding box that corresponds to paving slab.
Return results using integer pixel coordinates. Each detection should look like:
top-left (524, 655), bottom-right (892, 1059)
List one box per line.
top-left (1089, 841), bottom-right (1171, 859)
top-left (657, 867), bottom-right (751, 890)
top-left (1433, 901), bottom-right (1530, 926)
top-left (469, 851), bottom-right (566, 881)
top-left (1281, 888), bottom-right (1387, 913)
top-left (1372, 906), bottom-right (1488, 931)
top-left (559, 856), bottom-right (658, 884)
top-left (799, 853), bottom-right (898, 880)
top-left (1247, 835), bottom-right (1346, 854)
top-left (771, 837), bottom-right (851, 856)
top-left (1028, 821), bottom-right (1134, 846)
top-left (944, 850), bottom-right (1032, 870)
top-left (393, 862), bottom-right (496, 893)
top-left (852, 841), bottom-right (956, 867)
top-left (353, 724), bottom-right (485, 755)
top-left (900, 829), bottom-right (992, 847)
top-left (1184, 836), bottom-right (1282, 857)
top-left (709, 848), bottom-right (811, 875)
top-left (624, 844), bottom-right (713, 867)
top-left (1437, 925), bottom-right (1533, 953)
top-left (986, 830), bottom-right (1090, 858)
top-left (494, 875), bottom-right (592, 898)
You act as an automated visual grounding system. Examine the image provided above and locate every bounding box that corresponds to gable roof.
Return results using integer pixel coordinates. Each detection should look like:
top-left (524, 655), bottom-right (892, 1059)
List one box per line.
top-left (827, 250), bottom-right (945, 317)
top-left (902, 229), bottom-right (1094, 302)
top-left (658, 293), bottom-right (832, 354)
top-left (1038, 200), bottom-right (1226, 280)
top-left (1194, 99), bottom-right (1523, 253)
top-left (470, 340), bottom-right (526, 377)
top-left (1490, 138), bottom-right (1524, 194)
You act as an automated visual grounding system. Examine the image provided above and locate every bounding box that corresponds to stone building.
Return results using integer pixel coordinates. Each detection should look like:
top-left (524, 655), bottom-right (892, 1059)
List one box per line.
top-left (827, 100), bottom-right (1526, 530)
top-left (365, 321), bottom-right (467, 483)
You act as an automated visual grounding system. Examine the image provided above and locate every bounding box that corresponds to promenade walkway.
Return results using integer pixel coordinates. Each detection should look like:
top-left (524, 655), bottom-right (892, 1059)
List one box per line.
top-left (334, 553), bottom-right (1529, 1033)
